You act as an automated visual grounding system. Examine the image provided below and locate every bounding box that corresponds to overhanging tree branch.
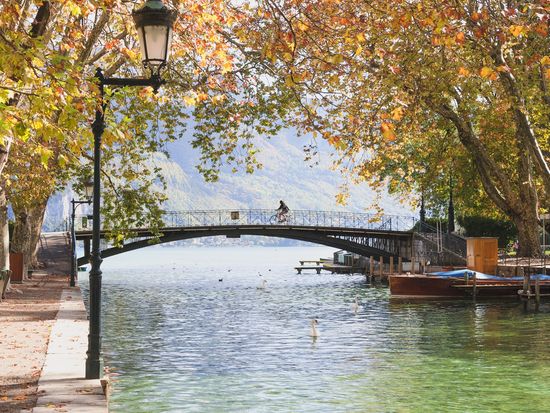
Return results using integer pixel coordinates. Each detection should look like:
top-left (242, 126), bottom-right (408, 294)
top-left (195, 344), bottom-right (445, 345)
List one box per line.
top-left (492, 45), bottom-right (550, 197)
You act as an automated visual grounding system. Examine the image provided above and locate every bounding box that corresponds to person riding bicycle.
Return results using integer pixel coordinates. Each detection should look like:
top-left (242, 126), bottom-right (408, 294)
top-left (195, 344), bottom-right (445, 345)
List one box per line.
top-left (276, 200), bottom-right (289, 222)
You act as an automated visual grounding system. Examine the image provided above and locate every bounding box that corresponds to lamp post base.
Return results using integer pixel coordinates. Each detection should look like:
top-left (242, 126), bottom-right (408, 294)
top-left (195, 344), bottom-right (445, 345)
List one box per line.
top-left (85, 339), bottom-right (103, 379)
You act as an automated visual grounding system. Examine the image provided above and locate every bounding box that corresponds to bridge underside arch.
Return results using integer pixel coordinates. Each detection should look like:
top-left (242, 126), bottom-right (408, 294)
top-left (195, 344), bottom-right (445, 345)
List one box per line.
top-left (77, 227), bottom-right (413, 266)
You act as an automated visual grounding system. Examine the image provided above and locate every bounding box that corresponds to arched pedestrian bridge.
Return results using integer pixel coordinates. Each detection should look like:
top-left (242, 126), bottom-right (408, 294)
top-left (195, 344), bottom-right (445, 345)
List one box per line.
top-left (75, 209), bottom-right (417, 266)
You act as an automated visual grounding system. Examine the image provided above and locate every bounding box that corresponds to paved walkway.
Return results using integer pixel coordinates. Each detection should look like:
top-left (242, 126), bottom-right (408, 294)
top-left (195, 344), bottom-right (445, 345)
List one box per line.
top-left (37, 233), bottom-right (71, 276)
top-left (32, 289), bottom-right (107, 413)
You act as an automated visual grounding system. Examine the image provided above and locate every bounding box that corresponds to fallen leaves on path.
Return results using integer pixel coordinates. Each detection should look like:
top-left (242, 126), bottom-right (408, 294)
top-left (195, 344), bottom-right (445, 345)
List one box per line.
top-left (0, 274), bottom-right (67, 413)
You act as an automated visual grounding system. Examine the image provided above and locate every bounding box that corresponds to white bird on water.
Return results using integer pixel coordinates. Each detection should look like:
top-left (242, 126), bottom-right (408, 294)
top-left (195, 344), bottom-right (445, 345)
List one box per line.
top-left (257, 279), bottom-right (268, 290)
top-left (310, 319), bottom-right (319, 338)
top-left (351, 296), bottom-right (360, 315)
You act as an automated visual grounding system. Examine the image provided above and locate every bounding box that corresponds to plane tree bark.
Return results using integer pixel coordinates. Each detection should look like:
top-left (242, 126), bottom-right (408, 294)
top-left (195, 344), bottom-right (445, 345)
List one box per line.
top-left (434, 102), bottom-right (541, 256)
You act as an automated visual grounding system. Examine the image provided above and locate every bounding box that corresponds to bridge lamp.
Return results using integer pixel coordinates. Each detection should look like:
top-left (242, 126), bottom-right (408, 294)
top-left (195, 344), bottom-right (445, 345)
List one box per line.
top-left (70, 179), bottom-right (94, 288)
top-left (83, 179), bottom-right (94, 200)
top-left (86, 0), bottom-right (177, 380)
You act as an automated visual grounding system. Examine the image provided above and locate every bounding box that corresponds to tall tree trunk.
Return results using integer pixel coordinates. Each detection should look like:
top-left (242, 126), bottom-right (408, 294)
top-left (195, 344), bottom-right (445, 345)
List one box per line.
top-left (11, 198), bottom-right (49, 277)
top-left (10, 207), bottom-right (32, 281)
top-left (511, 138), bottom-right (541, 257)
top-left (511, 213), bottom-right (541, 258)
top-left (0, 188), bottom-right (9, 270)
top-left (0, 140), bottom-right (12, 177)
top-left (434, 102), bottom-right (542, 257)
top-left (28, 199), bottom-right (48, 268)
top-left (0, 187), bottom-right (10, 299)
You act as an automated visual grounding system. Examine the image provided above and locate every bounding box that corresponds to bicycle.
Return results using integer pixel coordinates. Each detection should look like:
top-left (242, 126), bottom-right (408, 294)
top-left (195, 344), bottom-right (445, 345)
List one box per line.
top-left (270, 211), bottom-right (289, 224)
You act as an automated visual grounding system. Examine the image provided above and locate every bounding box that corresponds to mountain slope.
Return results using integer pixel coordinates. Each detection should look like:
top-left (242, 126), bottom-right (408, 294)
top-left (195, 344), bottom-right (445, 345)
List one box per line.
top-left (44, 129), bottom-right (414, 230)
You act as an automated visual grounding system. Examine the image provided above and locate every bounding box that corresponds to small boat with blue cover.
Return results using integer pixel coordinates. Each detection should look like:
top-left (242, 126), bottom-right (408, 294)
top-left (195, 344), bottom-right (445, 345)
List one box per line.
top-left (389, 270), bottom-right (550, 298)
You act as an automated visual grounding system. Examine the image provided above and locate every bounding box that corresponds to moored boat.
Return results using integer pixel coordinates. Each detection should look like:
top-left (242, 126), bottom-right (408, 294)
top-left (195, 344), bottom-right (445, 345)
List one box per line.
top-left (389, 270), bottom-right (550, 298)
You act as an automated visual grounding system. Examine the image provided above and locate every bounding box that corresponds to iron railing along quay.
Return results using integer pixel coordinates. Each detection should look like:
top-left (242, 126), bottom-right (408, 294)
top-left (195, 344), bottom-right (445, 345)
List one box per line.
top-left (413, 221), bottom-right (467, 264)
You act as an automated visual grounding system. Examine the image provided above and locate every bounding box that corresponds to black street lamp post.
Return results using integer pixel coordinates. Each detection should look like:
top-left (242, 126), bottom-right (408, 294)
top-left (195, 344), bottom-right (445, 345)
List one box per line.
top-left (448, 175), bottom-right (455, 234)
top-left (70, 179), bottom-right (94, 287)
top-left (85, 0), bottom-right (177, 379)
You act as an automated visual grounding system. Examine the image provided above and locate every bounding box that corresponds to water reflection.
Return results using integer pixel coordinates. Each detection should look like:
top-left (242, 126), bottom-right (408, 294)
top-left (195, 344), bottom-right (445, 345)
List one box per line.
top-left (81, 247), bottom-right (550, 413)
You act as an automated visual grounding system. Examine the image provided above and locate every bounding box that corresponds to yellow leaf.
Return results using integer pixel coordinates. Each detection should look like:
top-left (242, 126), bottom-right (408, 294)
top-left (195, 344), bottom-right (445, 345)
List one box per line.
top-left (356, 33), bottom-right (366, 42)
top-left (326, 54), bottom-right (344, 64)
top-left (68, 3), bottom-right (81, 16)
top-left (296, 21), bottom-right (308, 31)
top-left (292, 72), bottom-right (304, 82)
top-left (328, 74), bottom-right (340, 86)
top-left (545, 68), bottom-right (550, 80)
top-left (58, 154), bottom-right (68, 168)
top-left (284, 75), bottom-right (295, 87)
top-left (458, 67), bottom-right (470, 76)
top-left (36, 147), bottom-right (53, 167)
top-left (381, 122), bottom-right (396, 141)
top-left (480, 66), bottom-right (494, 78)
top-left (31, 56), bottom-right (45, 68)
top-left (221, 60), bottom-right (233, 74)
top-left (183, 95), bottom-right (196, 106)
top-left (211, 94), bottom-right (225, 104)
top-left (235, 29), bottom-right (247, 41)
top-left (326, 134), bottom-right (339, 145)
top-left (335, 192), bottom-right (348, 205)
top-left (263, 46), bottom-right (273, 60)
top-left (282, 52), bottom-right (293, 62)
top-left (509, 25), bottom-right (524, 37)
top-left (391, 107), bottom-right (404, 121)
top-left (541, 56), bottom-right (550, 66)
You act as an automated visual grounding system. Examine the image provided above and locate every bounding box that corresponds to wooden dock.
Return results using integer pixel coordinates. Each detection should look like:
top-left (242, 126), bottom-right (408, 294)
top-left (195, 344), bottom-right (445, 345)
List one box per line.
top-left (299, 260), bottom-right (323, 266)
top-left (295, 266), bottom-right (324, 274)
top-left (294, 262), bottom-right (363, 275)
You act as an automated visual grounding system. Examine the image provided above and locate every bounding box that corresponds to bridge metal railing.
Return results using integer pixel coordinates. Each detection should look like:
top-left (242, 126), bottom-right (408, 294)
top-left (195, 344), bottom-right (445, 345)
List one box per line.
top-left (413, 221), bottom-right (467, 264)
top-left (161, 209), bottom-right (417, 232)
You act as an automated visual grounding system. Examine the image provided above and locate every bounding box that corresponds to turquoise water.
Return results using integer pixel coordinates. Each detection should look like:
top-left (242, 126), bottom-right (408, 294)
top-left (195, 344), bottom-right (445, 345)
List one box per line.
top-left (82, 246), bottom-right (550, 412)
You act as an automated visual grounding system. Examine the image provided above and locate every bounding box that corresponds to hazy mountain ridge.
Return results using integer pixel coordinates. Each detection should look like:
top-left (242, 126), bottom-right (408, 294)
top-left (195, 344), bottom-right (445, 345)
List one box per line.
top-left (44, 130), bottom-right (414, 231)
top-left (161, 130), bottom-right (412, 214)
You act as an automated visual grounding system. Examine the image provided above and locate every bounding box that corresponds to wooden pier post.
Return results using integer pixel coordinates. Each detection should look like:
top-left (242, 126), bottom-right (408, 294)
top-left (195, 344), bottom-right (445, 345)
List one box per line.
top-left (389, 256), bottom-right (394, 274)
top-left (523, 273), bottom-right (531, 310)
top-left (379, 256), bottom-right (383, 278)
top-left (535, 275), bottom-right (541, 310)
top-left (398, 257), bottom-right (402, 274)
top-left (472, 271), bottom-right (477, 300)
top-left (369, 256), bottom-right (374, 278)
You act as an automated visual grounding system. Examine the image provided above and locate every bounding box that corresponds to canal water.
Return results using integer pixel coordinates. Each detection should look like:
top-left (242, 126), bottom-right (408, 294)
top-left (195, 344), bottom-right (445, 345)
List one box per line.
top-left (81, 246), bottom-right (550, 412)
